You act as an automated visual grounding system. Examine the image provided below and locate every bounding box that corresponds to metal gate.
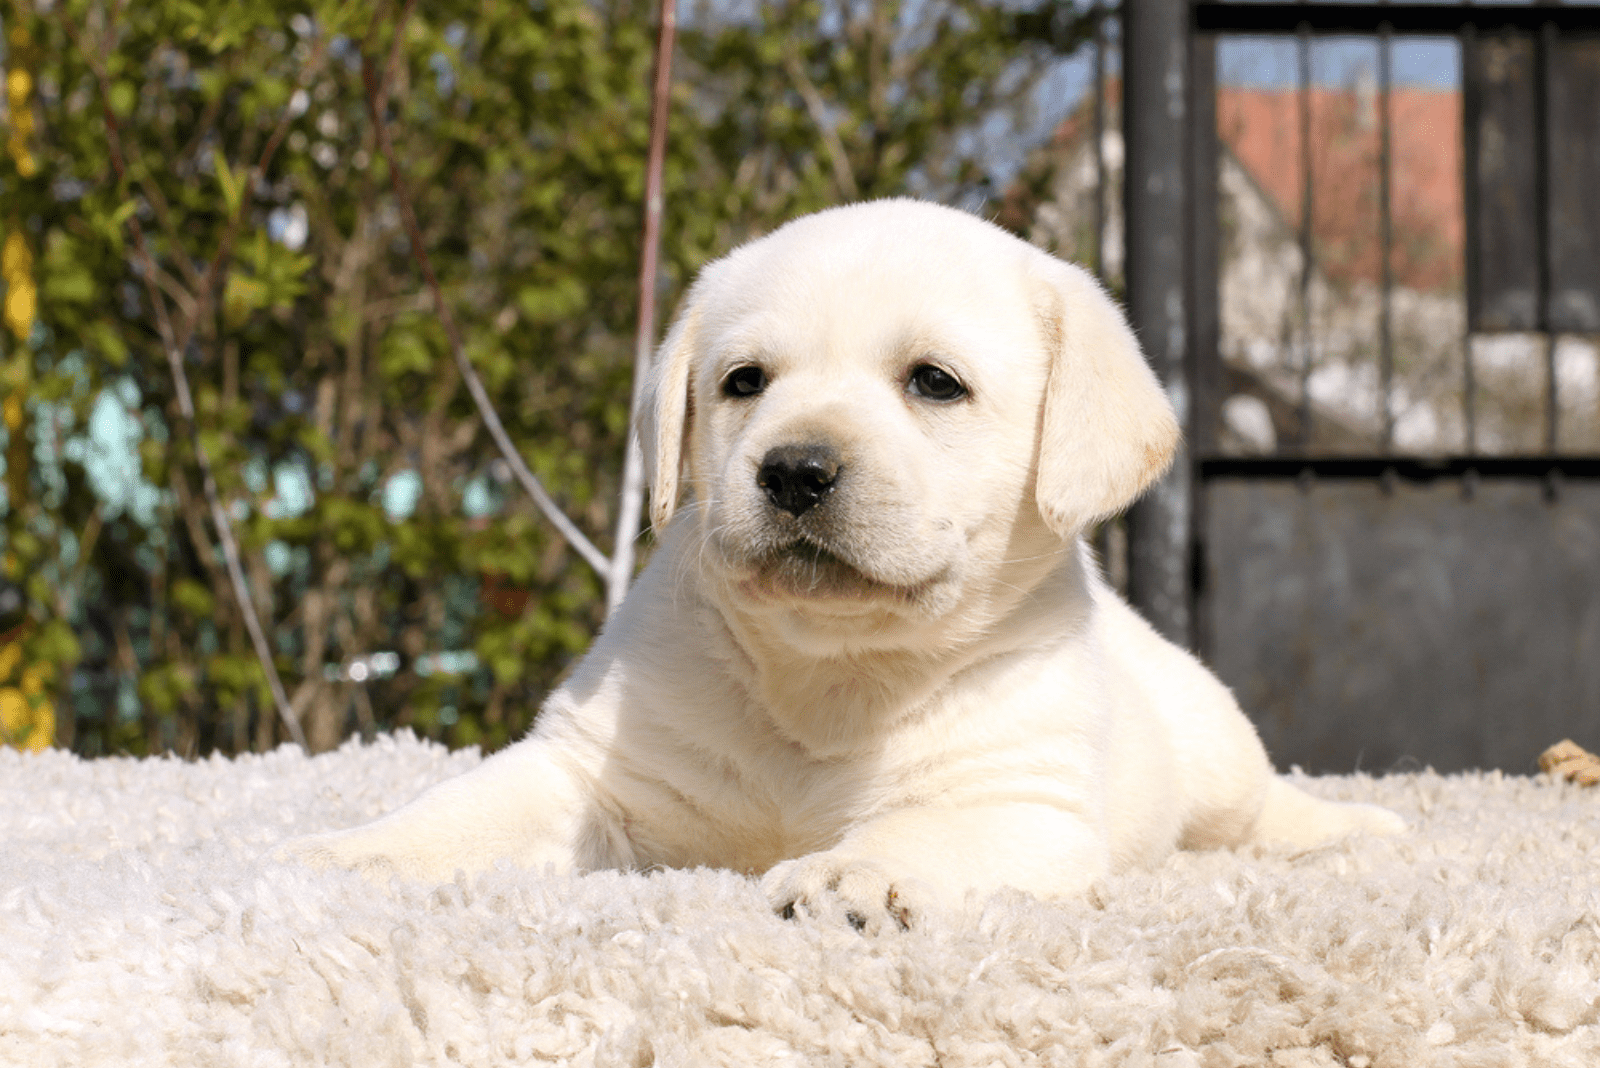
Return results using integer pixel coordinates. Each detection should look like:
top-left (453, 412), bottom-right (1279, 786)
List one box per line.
top-left (1120, 1), bottom-right (1600, 774)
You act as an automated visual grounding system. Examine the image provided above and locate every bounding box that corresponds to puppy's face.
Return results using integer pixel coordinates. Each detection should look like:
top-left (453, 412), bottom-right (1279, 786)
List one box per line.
top-left (686, 216), bottom-right (1052, 645)
top-left (643, 201), bottom-right (1178, 653)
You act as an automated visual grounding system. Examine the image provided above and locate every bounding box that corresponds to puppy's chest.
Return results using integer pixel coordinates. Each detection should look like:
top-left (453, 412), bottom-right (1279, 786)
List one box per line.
top-left (625, 739), bottom-right (879, 873)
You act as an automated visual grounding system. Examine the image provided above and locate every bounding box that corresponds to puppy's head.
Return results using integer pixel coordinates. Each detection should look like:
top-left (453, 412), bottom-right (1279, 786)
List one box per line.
top-left (639, 200), bottom-right (1176, 648)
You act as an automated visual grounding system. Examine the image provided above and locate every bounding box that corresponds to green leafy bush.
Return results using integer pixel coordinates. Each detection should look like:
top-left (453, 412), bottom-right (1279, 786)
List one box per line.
top-left (0, 0), bottom-right (1078, 756)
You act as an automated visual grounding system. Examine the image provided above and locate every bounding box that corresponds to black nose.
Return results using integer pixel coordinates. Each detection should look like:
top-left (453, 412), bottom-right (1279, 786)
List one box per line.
top-left (757, 444), bottom-right (841, 517)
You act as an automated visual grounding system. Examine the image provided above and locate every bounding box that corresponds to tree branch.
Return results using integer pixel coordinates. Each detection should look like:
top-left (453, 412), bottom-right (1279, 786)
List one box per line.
top-left (359, 33), bottom-right (612, 580)
top-left (783, 49), bottom-right (859, 201)
top-left (607, 0), bottom-right (679, 613)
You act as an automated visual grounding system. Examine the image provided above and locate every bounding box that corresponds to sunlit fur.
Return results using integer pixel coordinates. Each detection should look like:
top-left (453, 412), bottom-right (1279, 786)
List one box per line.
top-left (281, 200), bottom-right (1403, 927)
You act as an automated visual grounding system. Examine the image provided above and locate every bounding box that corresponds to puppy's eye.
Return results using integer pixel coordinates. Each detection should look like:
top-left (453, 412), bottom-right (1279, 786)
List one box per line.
top-left (722, 365), bottom-right (767, 398)
top-left (907, 363), bottom-right (966, 402)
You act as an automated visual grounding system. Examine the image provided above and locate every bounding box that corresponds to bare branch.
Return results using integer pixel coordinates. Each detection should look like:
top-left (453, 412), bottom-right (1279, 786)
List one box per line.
top-left (181, 32), bottom-right (333, 359)
top-left (359, 36), bottom-right (612, 579)
top-left (608, 0), bottom-right (680, 613)
top-left (371, 0), bottom-right (418, 125)
top-left (147, 260), bottom-right (201, 324)
top-left (131, 162), bottom-right (207, 292)
top-left (783, 50), bottom-right (860, 201)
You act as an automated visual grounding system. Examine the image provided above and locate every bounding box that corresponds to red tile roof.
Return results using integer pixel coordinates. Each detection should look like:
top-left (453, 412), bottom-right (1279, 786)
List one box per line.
top-left (1217, 87), bottom-right (1463, 292)
top-left (1012, 81), bottom-right (1466, 295)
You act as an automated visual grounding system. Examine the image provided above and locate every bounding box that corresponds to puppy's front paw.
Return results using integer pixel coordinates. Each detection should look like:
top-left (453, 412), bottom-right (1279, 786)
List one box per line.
top-left (761, 852), bottom-right (934, 933)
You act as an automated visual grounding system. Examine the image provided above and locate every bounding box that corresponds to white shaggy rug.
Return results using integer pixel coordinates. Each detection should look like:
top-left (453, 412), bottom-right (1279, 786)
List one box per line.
top-left (4, 733), bottom-right (1599, 1067)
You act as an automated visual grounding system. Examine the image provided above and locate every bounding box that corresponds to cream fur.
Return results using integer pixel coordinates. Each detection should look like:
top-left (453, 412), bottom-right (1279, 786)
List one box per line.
top-left (282, 199), bottom-right (1402, 927)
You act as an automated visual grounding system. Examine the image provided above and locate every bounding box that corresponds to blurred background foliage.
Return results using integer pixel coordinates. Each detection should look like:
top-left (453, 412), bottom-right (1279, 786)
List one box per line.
top-left (0, 0), bottom-right (1088, 757)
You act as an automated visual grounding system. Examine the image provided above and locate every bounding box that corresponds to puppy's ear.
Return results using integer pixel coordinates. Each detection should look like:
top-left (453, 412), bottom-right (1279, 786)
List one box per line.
top-left (638, 299), bottom-right (698, 532)
top-left (1031, 257), bottom-right (1180, 538)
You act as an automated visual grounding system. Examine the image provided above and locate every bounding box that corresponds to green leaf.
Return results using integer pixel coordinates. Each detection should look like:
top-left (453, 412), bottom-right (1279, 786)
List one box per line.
top-left (223, 273), bottom-right (266, 329)
top-left (379, 324), bottom-right (438, 381)
top-left (213, 149), bottom-right (242, 215)
top-left (171, 579), bottom-right (217, 620)
top-left (514, 276), bottom-right (586, 324)
top-left (82, 321), bottom-right (129, 367)
top-left (27, 619), bottom-right (82, 669)
top-left (108, 81), bottom-right (137, 118)
top-left (139, 663), bottom-right (197, 716)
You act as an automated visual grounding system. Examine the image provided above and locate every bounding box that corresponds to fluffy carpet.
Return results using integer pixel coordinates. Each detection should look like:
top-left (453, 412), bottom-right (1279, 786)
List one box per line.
top-left (3, 733), bottom-right (1598, 1067)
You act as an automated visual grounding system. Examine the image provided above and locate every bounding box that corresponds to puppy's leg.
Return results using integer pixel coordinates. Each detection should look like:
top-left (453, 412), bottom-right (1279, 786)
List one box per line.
top-left (1246, 776), bottom-right (1406, 850)
top-left (763, 804), bottom-right (1110, 932)
top-left (277, 738), bottom-right (625, 882)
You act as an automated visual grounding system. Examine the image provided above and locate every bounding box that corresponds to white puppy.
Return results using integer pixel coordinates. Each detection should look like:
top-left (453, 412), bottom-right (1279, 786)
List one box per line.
top-left (284, 200), bottom-right (1401, 929)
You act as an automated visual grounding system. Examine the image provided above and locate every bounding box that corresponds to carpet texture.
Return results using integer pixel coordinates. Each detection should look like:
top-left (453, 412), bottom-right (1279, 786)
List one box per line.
top-left (3, 732), bottom-right (1598, 1067)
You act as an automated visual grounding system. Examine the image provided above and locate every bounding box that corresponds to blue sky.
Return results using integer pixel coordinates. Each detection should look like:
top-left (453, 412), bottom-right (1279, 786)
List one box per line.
top-left (1218, 36), bottom-right (1461, 90)
top-left (1035, 35), bottom-right (1462, 107)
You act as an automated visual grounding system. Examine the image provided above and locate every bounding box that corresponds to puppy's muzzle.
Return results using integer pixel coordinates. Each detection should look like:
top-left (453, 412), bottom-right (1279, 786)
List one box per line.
top-left (757, 444), bottom-right (841, 517)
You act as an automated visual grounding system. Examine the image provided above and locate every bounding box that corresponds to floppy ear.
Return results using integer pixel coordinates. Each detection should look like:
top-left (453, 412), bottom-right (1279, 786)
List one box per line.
top-left (637, 293), bottom-right (699, 532)
top-left (1031, 257), bottom-right (1181, 538)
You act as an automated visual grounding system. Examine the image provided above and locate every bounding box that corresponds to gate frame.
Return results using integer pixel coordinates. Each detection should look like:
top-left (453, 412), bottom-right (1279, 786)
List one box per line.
top-left (1122, 0), bottom-right (1600, 654)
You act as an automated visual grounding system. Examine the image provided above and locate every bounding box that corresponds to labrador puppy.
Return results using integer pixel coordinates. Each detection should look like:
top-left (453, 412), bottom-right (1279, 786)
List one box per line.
top-left (283, 200), bottom-right (1402, 929)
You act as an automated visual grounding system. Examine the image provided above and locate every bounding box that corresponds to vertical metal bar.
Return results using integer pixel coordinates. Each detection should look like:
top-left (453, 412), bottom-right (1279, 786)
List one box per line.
top-left (1460, 26), bottom-right (1477, 452)
top-left (1190, 34), bottom-right (1221, 461)
top-left (1297, 24), bottom-right (1316, 449)
top-left (1188, 29), bottom-right (1220, 658)
top-left (1543, 332), bottom-right (1558, 451)
top-left (1088, 3), bottom-right (1114, 587)
top-left (1123, 0), bottom-right (1192, 647)
top-left (1378, 22), bottom-right (1396, 450)
top-left (1092, 2), bottom-right (1107, 281)
top-left (1536, 21), bottom-right (1558, 452)
top-left (1460, 22), bottom-right (1479, 452)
